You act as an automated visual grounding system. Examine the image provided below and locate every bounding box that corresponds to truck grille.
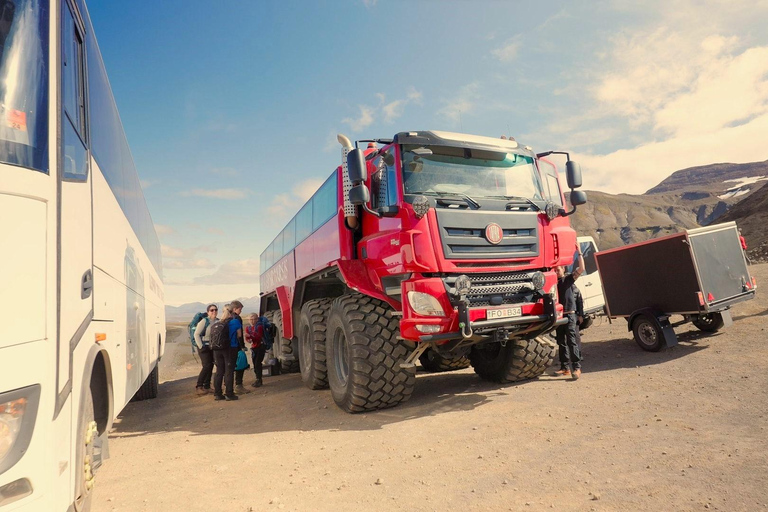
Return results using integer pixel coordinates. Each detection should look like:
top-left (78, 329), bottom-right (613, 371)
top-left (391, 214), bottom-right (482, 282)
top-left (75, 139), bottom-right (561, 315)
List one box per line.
top-left (435, 210), bottom-right (539, 260)
top-left (443, 271), bottom-right (538, 307)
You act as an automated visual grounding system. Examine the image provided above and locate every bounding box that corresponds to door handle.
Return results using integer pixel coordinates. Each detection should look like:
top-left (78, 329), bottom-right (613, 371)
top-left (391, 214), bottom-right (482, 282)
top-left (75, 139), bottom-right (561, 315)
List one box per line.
top-left (584, 283), bottom-right (592, 287)
top-left (81, 269), bottom-right (93, 299)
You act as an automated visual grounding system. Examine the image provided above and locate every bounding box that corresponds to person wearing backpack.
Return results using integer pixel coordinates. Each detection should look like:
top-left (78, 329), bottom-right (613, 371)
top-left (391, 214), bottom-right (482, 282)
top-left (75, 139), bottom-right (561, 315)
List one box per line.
top-left (194, 304), bottom-right (218, 395)
top-left (245, 314), bottom-right (270, 388)
top-left (210, 301), bottom-right (245, 401)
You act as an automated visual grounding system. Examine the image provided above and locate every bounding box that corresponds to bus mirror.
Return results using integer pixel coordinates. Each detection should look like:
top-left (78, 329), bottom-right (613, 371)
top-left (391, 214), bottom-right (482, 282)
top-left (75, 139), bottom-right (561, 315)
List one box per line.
top-left (347, 149), bottom-right (366, 185)
top-left (349, 184), bottom-right (370, 206)
top-left (570, 190), bottom-right (587, 206)
top-left (566, 161), bottom-right (582, 189)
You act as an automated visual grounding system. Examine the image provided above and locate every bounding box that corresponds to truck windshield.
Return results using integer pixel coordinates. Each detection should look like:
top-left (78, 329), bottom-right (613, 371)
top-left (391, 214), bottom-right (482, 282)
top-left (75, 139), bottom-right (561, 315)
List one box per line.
top-left (0, 0), bottom-right (49, 173)
top-left (402, 145), bottom-right (544, 201)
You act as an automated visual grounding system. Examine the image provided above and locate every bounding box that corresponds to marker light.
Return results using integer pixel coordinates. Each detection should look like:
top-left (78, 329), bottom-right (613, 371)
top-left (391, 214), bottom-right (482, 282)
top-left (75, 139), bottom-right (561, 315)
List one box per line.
top-left (707, 292), bottom-right (715, 302)
top-left (416, 325), bottom-right (442, 334)
top-left (697, 292), bottom-right (705, 306)
top-left (454, 275), bottom-right (472, 296)
top-left (412, 196), bottom-right (430, 219)
top-left (407, 291), bottom-right (444, 317)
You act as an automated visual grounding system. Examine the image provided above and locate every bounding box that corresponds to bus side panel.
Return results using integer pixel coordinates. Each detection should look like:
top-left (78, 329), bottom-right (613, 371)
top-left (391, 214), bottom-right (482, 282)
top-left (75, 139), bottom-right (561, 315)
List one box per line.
top-left (91, 165), bottom-right (163, 415)
top-left (312, 218), bottom-right (342, 273)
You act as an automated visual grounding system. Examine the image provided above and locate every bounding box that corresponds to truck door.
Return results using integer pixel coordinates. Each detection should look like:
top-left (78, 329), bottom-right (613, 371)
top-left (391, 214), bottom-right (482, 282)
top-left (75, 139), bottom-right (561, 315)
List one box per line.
top-left (360, 146), bottom-right (402, 266)
top-left (572, 239), bottom-right (604, 313)
top-left (56, 1), bottom-right (93, 414)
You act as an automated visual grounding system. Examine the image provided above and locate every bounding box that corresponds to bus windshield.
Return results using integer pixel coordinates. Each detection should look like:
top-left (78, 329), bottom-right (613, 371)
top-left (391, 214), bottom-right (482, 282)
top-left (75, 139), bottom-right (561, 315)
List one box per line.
top-left (402, 145), bottom-right (544, 201)
top-left (0, 0), bottom-right (49, 173)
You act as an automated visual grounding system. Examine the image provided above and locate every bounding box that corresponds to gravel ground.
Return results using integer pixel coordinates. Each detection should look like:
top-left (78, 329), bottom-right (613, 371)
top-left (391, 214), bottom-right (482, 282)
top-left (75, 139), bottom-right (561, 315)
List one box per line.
top-left (93, 263), bottom-right (768, 512)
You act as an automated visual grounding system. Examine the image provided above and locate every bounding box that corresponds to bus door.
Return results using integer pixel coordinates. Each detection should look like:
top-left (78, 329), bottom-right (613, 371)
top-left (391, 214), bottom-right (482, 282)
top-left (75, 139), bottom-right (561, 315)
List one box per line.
top-left (56, 0), bottom-right (93, 414)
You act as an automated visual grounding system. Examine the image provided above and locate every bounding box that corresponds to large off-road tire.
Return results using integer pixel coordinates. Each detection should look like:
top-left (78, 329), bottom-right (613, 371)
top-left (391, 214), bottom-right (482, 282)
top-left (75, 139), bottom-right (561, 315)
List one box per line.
top-left (326, 294), bottom-right (416, 413)
top-left (132, 364), bottom-right (158, 401)
top-left (691, 312), bottom-right (725, 333)
top-left (632, 315), bottom-right (664, 352)
top-left (419, 348), bottom-right (470, 373)
top-left (469, 336), bottom-right (556, 383)
top-left (73, 390), bottom-right (96, 512)
top-left (273, 311), bottom-right (299, 373)
top-left (298, 298), bottom-right (333, 390)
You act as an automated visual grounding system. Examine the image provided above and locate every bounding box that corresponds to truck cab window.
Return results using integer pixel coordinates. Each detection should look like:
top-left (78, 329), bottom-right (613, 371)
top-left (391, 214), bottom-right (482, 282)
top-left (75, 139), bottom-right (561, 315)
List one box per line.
top-left (62, 1), bottom-right (87, 180)
top-left (537, 158), bottom-right (563, 207)
top-left (370, 147), bottom-right (397, 210)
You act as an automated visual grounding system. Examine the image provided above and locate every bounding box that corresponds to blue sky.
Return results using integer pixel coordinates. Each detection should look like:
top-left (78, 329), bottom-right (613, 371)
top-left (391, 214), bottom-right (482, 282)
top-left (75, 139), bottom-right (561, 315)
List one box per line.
top-left (87, 0), bottom-right (768, 305)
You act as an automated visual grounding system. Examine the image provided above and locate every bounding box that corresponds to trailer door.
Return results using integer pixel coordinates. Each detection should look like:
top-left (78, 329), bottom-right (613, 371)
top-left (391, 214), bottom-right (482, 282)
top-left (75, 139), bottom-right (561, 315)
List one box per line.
top-left (688, 224), bottom-right (751, 306)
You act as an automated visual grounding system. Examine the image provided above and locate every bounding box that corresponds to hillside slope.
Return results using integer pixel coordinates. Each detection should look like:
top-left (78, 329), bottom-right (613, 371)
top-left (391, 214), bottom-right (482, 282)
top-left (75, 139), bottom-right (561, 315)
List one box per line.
top-left (718, 184), bottom-right (768, 262)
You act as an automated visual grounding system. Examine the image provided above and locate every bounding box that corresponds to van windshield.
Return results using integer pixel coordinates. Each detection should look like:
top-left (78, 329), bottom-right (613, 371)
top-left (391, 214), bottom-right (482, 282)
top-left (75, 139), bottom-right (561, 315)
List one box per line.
top-left (0, 0), bottom-right (49, 173)
top-left (401, 145), bottom-right (544, 201)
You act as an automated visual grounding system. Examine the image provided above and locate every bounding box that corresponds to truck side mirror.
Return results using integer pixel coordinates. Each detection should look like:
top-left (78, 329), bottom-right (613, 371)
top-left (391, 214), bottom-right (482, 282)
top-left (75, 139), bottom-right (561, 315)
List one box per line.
top-left (349, 184), bottom-right (370, 206)
top-left (347, 149), bottom-right (366, 185)
top-left (566, 161), bottom-right (582, 189)
top-left (570, 190), bottom-right (587, 206)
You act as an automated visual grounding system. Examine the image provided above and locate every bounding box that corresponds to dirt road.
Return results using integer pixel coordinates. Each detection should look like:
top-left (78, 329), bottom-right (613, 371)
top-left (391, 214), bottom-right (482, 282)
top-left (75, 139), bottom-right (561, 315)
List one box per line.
top-left (93, 264), bottom-right (768, 512)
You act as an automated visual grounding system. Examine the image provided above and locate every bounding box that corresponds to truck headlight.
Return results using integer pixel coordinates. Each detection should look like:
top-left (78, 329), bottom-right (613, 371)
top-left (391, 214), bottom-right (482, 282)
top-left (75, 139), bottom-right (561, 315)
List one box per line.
top-left (0, 385), bottom-right (40, 473)
top-left (407, 291), bottom-right (444, 316)
top-left (531, 271), bottom-right (545, 291)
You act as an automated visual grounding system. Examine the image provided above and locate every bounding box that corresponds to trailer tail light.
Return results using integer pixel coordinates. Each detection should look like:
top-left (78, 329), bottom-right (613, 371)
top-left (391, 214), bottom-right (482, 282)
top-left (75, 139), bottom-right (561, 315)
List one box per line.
top-left (752, 277), bottom-right (757, 289)
top-left (707, 292), bottom-right (715, 302)
top-left (697, 292), bottom-right (705, 306)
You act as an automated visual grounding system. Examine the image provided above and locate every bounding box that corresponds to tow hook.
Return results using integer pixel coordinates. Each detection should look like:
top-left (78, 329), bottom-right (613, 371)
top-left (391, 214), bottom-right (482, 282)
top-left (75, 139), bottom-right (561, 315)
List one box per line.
top-left (456, 298), bottom-right (473, 339)
top-left (494, 328), bottom-right (509, 346)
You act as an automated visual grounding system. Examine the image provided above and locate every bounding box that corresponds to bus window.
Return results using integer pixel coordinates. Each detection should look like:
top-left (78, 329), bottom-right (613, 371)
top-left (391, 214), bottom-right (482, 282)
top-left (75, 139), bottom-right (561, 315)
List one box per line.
top-left (295, 201), bottom-right (312, 244)
top-left (62, 1), bottom-right (88, 180)
top-left (283, 218), bottom-right (296, 253)
top-left (0, 0), bottom-right (49, 173)
top-left (312, 176), bottom-right (336, 229)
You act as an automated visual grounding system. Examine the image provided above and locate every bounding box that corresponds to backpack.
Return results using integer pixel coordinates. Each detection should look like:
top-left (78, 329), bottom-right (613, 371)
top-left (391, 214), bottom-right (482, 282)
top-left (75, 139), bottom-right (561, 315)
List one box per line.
top-left (235, 350), bottom-right (250, 371)
top-left (258, 316), bottom-right (275, 351)
top-left (188, 312), bottom-right (208, 353)
top-left (209, 317), bottom-right (232, 350)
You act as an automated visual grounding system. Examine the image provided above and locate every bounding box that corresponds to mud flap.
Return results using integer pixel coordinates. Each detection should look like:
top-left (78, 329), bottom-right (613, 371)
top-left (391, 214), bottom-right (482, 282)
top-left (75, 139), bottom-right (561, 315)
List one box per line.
top-left (720, 309), bottom-right (733, 328)
top-left (657, 315), bottom-right (679, 349)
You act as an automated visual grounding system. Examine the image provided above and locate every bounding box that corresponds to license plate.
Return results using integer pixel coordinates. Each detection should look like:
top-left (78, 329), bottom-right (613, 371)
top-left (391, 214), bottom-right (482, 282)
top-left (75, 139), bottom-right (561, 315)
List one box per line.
top-left (486, 307), bottom-right (522, 320)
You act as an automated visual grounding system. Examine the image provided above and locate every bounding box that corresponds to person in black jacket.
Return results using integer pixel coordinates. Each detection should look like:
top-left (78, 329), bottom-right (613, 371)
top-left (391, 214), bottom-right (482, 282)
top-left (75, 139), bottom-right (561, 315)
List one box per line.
top-left (554, 244), bottom-right (585, 380)
top-left (573, 285), bottom-right (584, 350)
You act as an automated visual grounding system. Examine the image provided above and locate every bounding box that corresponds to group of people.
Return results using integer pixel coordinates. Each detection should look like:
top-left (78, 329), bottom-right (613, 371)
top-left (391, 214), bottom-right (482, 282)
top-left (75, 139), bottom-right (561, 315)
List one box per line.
top-left (193, 300), bottom-right (272, 401)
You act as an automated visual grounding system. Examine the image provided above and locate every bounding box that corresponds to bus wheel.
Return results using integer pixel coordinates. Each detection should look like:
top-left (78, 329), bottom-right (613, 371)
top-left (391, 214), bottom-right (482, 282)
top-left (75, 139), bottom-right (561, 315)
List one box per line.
top-left (419, 348), bottom-right (470, 372)
top-left (691, 312), bottom-right (725, 333)
top-left (132, 364), bottom-right (159, 401)
top-left (73, 391), bottom-right (96, 512)
top-left (469, 337), bottom-right (556, 383)
top-left (273, 311), bottom-right (299, 373)
top-left (326, 294), bottom-right (416, 413)
top-left (298, 298), bottom-right (334, 390)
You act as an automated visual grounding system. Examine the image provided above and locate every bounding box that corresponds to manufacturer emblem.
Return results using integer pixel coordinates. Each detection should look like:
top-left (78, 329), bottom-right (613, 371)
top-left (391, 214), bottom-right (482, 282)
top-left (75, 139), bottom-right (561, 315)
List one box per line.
top-left (485, 223), bottom-right (503, 245)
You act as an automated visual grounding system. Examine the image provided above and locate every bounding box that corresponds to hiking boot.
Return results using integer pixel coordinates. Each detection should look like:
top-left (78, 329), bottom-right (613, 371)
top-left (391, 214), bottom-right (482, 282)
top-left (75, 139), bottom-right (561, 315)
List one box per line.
top-left (572, 368), bottom-right (582, 380)
top-left (235, 385), bottom-right (250, 395)
top-left (214, 394), bottom-right (225, 401)
top-left (554, 368), bottom-right (571, 377)
top-left (196, 387), bottom-right (208, 396)
top-left (224, 394), bottom-right (239, 401)
top-left (251, 380), bottom-right (262, 388)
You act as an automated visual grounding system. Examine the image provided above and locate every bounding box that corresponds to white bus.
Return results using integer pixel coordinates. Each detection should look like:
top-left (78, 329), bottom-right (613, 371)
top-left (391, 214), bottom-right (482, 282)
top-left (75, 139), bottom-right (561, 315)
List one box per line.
top-left (0, 0), bottom-right (165, 510)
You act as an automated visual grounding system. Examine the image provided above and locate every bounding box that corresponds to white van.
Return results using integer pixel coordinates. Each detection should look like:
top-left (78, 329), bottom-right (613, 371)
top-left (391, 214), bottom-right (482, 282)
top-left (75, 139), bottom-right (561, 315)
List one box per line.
top-left (570, 236), bottom-right (606, 329)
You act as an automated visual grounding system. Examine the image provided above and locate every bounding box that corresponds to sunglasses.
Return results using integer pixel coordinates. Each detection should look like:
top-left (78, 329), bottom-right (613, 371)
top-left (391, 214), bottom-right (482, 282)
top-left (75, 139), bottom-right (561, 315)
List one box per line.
top-left (208, 308), bottom-right (218, 312)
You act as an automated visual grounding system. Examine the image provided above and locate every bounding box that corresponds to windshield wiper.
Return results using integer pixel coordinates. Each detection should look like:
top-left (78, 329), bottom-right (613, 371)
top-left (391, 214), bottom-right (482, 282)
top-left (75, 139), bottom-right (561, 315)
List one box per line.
top-left (485, 195), bottom-right (541, 211)
top-left (424, 191), bottom-right (481, 209)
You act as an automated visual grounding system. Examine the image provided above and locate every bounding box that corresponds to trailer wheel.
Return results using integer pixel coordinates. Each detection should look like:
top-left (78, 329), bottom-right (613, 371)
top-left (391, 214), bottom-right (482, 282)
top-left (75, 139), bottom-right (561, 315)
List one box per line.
top-left (298, 298), bottom-right (334, 389)
top-left (691, 312), bottom-right (725, 333)
top-left (419, 348), bottom-right (470, 373)
top-left (632, 315), bottom-right (664, 352)
top-left (469, 336), bottom-right (556, 383)
top-left (326, 294), bottom-right (416, 413)
top-left (132, 364), bottom-right (158, 401)
top-left (273, 311), bottom-right (299, 373)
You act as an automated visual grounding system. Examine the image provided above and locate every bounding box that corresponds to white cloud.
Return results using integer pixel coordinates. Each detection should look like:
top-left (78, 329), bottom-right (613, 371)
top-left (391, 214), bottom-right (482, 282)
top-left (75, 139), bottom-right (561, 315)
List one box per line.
top-left (342, 105), bottom-right (375, 132)
top-left (266, 178), bottom-right (324, 217)
top-left (155, 224), bottom-right (174, 236)
top-left (292, 178), bottom-right (323, 201)
top-left (193, 259), bottom-right (261, 285)
top-left (438, 82), bottom-right (480, 125)
top-left (382, 100), bottom-right (405, 123)
top-left (140, 179), bottom-right (157, 189)
top-left (180, 188), bottom-right (248, 200)
top-left (212, 167), bottom-right (241, 177)
top-left (492, 36), bottom-right (522, 62)
top-left (163, 258), bottom-right (216, 270)
top-left (161, 244), bottom-right (215, 259)
top-left (362, 0), bottom-right (377, 7)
